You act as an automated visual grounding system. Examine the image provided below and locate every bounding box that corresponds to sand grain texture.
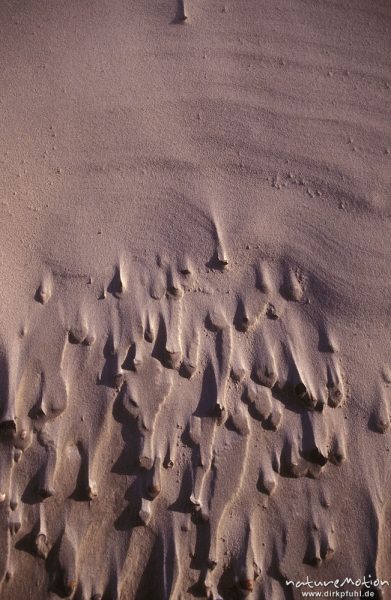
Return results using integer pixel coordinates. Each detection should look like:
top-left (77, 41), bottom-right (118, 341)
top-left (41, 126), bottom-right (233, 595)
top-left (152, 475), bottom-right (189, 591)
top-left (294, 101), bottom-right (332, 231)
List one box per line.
top-left (0, 0), bottom-right (391, 598)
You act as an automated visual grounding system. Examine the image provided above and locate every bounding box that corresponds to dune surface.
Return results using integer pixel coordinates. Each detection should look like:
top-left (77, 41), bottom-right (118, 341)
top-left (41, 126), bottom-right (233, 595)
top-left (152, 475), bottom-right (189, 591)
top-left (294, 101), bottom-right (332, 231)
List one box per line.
top-left (0, 0), bottom-right (391, 598)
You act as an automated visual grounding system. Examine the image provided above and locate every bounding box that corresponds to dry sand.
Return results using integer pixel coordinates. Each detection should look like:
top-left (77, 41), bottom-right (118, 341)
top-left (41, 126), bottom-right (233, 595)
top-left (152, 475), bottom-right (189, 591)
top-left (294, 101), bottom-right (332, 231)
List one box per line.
top-left (0, 0), bottom-right (391, 598)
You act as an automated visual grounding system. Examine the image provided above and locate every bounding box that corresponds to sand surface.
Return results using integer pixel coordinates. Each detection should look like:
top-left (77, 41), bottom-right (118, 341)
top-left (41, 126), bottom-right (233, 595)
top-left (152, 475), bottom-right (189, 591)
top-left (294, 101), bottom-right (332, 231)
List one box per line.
top-left (0, 0), bottom-right (391, 598)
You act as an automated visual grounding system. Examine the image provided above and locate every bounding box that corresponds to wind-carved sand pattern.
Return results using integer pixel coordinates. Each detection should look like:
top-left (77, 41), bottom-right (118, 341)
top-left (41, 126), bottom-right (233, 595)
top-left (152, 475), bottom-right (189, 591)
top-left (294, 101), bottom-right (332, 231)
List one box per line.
top-left (0, 0), bottom-right (390, 595)
top-left (5, 234), bottom-right (382, 600)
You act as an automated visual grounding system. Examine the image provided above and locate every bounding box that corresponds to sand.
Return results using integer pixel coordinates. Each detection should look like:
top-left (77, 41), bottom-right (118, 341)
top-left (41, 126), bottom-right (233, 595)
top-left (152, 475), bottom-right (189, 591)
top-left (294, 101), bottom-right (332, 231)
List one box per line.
top-left (0, 0), bottom-right (390, 598)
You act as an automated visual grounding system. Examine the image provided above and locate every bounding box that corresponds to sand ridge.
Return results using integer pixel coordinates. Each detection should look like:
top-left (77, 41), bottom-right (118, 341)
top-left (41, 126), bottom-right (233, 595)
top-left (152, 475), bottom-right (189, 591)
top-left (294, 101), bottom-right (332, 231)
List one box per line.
top-left (0, 248), bottom-right (388, 598)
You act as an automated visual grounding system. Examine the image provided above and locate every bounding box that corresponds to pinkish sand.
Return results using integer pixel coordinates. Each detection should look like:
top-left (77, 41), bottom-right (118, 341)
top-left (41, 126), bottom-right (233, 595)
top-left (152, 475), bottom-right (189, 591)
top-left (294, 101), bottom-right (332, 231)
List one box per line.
top-left (0, 0), bottom-right (391, 598)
